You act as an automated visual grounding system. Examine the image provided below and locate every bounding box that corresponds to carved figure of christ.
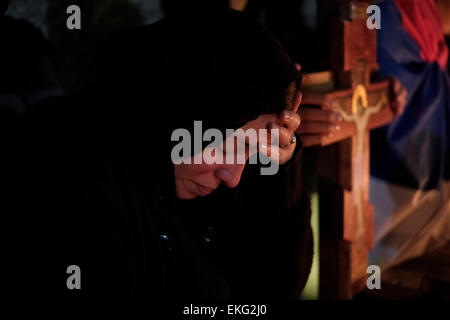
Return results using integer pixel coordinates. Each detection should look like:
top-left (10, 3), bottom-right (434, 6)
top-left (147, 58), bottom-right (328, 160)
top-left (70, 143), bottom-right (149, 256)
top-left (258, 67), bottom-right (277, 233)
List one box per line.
top-left (333, 85), bottom-right (388, 247)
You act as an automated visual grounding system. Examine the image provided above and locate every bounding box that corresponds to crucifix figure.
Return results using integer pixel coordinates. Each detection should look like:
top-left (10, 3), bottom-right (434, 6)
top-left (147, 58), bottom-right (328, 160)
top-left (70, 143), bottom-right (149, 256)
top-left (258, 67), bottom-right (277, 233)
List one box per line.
top-left (333, 86), bottom-right (388, 247)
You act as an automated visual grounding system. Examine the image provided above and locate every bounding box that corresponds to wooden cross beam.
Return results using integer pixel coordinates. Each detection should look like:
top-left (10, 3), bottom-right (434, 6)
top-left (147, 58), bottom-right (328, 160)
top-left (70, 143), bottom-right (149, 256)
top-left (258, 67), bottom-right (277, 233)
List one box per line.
top-left (301, 0), bottom-right (394, 299)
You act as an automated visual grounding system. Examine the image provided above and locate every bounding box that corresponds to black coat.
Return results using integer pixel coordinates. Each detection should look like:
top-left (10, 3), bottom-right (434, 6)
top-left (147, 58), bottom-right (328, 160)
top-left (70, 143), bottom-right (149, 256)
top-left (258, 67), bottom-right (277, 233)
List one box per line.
top-left (4, 96), bottom-right (312, 298)
top-left (3, 9), bottom-right (312, 298)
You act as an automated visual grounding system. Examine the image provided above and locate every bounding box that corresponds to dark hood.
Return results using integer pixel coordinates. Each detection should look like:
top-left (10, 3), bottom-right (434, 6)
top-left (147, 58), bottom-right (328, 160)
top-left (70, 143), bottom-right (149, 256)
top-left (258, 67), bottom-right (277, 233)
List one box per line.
top-left (96, 8), bottom-right (298, 189)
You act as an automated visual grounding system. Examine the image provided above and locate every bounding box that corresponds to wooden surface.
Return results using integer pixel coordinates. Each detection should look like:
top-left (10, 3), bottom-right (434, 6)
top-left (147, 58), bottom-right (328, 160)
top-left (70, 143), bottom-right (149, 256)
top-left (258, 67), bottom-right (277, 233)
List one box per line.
top-left (302, 0), bottom-right (394, 299)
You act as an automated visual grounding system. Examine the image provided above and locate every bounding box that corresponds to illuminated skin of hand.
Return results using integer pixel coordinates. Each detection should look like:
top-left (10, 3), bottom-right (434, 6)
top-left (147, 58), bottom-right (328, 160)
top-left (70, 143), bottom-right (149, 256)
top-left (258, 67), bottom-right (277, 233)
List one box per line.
top-left (294, 63), bottom-right (343, 147)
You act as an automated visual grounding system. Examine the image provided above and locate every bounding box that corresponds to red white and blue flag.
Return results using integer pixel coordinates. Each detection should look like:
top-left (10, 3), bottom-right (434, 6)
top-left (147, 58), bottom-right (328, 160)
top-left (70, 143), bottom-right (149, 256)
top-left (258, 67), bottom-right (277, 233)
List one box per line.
top-left (370, 0), bottom-right (450, 271)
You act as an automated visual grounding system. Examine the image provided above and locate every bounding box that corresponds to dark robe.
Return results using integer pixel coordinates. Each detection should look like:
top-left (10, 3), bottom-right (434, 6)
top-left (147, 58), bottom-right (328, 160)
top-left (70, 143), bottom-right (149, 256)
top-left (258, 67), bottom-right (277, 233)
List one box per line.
top-left (4, 100), bottom-right (311, 298)
top-left (3, 8), bottom-right (313, 298)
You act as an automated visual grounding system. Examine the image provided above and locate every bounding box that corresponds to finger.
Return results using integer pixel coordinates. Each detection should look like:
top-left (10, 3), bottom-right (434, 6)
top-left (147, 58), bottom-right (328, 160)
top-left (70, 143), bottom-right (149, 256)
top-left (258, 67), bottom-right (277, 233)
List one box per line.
top-left (268, 144), bottom-right (279, 161)
top-left (296, 121), bottom-right (340, 135)
top-left (299, 107), bottom-right (341, 124)
top-left (294, 63), bottom-right (302, 71)
top-left (258, 139), bottom-right (272, 158)
top-left (278, 141), bottom-right (296, 164)
top-left (398, 88), bottom-right (407, 104)
top-left (278, 110), bottom-right (301, 131)
top-left (301, 134), bottom-right (323, 147)
top-left (395, 88), bottom-right (407, 114)
top-left (393, 80), bottom-right (405, 96)
top-left (268, 122), bottom-right (293, 148)
top-left (257, 128), bottom-right (271, 158)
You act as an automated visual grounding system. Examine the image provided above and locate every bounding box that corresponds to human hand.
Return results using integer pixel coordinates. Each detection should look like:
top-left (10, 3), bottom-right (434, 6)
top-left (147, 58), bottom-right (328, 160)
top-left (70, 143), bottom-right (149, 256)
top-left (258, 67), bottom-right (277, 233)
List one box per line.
top-left (296, 97), bottom-right (342, 147)
top-left (291, 63), bottom-right (341, 147)
top-left (389, 77), bottom-right (407, 115)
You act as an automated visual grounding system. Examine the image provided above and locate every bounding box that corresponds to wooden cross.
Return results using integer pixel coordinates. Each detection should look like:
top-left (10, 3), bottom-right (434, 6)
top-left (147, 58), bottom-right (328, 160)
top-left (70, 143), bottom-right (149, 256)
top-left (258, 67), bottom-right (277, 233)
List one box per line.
top-left (301, 0), bottom-right (394, 299)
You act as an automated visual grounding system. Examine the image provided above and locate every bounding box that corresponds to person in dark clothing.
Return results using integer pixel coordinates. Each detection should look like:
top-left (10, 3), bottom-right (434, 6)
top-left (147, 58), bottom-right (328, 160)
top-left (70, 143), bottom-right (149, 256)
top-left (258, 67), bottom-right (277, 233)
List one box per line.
top-left (8, 8), bottom-right (312, 298)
